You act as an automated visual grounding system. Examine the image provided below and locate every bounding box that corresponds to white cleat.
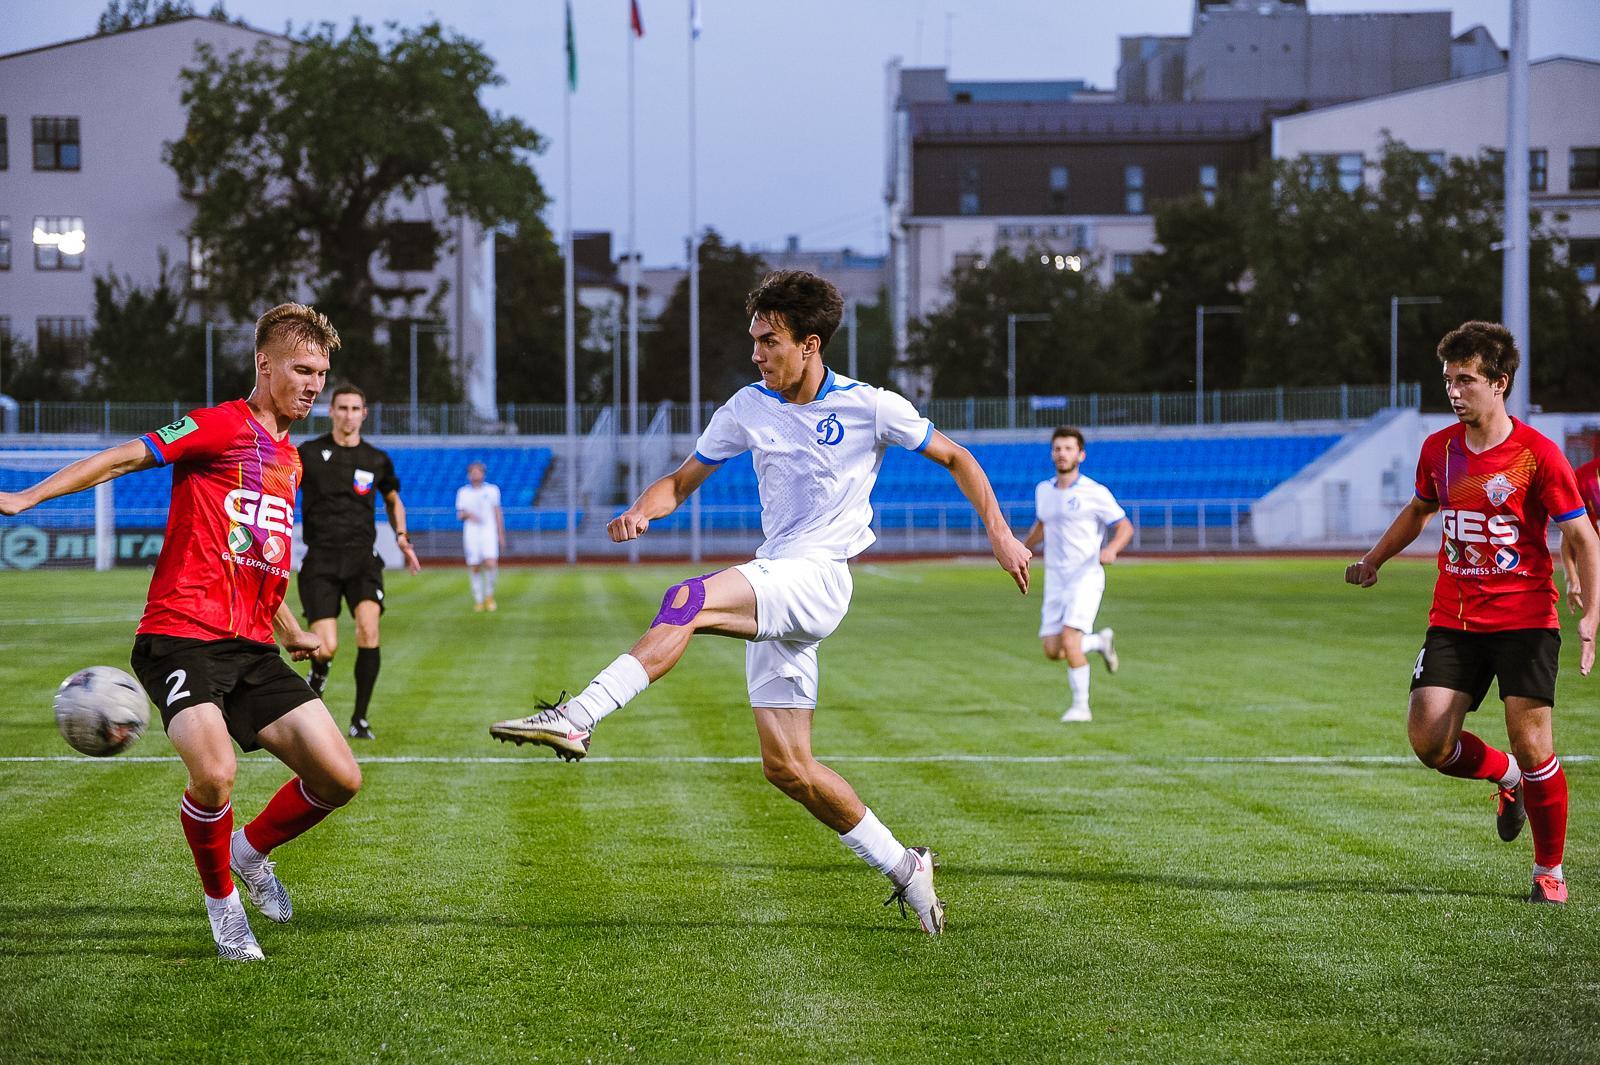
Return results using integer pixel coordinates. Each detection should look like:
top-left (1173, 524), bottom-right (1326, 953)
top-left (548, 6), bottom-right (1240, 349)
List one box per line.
top-left (1097, 627), bottom-right (1119, 674)
top-left (489, 694), bottom-right (590, 761)
top-left (206, 888), bottom-right (265, 961)
top-left (230, 830), bottom-right (293, 923)
top-left (885, 846), bottom-right (945, 934)
top-left (1061, 704), bottom-right (1093, 723)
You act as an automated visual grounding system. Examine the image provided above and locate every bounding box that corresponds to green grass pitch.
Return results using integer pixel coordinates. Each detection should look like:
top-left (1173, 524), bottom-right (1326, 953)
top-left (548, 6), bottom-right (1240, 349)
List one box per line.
top-left (1, 558), bottom-right (1597, 1063)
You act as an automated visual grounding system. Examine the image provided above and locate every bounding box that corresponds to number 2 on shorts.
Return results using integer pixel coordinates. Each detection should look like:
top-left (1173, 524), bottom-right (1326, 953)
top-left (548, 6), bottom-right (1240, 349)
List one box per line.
top-left (165, 669), bottom-right (192, 707)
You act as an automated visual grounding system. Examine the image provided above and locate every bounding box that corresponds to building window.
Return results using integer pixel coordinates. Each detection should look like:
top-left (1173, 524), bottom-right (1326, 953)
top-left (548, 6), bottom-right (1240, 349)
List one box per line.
top-left (959, 164), bottom-right (980, 216)
top-left (1487, 149), bottom-right (1552, 193)
top-left (32, 117), bottom-right (80, 171)
top-left (0, 218), bottom-right (10, 271)
top-left (1570, 238), bottom-right (1600, 285)
top-left (1307, 153), bottom-right (1363, 194)
top-left (1113, 253), bottom-right (1140, 277)
top-left (1199, 164), bottom-right (1218, 206)
top-left (1570, 148), bottom-right (1600, 191)
top-left (1416, 152), bottom-right (1446, 198)
top-left (33, 216), bottom-right (86, 270)
top-left (37, 317), bottom-right (89, 368)
top-left (1047, 165), bottom-right (1069, 212)
top-left (0, 117), bottom-right (8, 171)
top-left (383, 221), bottom-right (438, 272)
top-left (1124, 165), bottom-right (1145, 214)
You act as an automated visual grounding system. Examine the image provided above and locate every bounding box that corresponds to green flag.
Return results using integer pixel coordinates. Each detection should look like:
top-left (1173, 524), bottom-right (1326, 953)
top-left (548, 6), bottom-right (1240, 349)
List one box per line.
top-left (565, 0), bottom-right (577, 91)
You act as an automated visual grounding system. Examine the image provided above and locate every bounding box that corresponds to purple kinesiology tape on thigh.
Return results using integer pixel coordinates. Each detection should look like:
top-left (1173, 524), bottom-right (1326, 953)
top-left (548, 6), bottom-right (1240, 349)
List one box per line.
top-left (651, 572), bottom-right (717, 627)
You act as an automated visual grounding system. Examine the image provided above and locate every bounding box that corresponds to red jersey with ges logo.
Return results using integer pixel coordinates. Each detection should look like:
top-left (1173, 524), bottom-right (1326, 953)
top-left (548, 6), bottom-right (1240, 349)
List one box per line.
top-left (1414, 418), bottom-right (1586, 632)
top-left (136, 400), bottom-right (300, 644)
top-left (1575, 457), bottom-right (1600, 530)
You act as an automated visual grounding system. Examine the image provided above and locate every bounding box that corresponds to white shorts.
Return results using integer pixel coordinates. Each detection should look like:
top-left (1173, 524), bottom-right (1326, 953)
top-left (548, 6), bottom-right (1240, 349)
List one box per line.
top-left (1038, 566), bottom-right (1105, 638)
top-left (463, 527), bottom-right (499, 566)
top-left (733, 557), bottom-right (853, 709)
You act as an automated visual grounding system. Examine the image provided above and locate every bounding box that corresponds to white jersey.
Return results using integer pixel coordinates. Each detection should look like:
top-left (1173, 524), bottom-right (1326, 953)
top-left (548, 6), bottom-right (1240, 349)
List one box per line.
top-left (694, 369), bottom-right (934, 561)
top-left (1034, 473), bottom-right (1126, 575)
top-left (456, 482), bottom-right (501, 527)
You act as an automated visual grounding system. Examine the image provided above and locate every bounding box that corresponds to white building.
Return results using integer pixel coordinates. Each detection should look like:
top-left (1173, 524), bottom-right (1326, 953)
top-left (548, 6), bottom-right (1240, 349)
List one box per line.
top-left (1272, 57), bottom-right (1600, 300)
top-left (0, 18), bottom-right (496, 413)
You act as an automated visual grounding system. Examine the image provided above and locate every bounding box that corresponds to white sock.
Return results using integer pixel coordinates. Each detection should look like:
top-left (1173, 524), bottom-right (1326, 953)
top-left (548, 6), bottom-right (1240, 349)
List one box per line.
top-left (1080, 633), bottom-right (1103, 653)
top-left (1497, 760), bottom-right (1523, 789)
top-left (563, 654), bottom-right (650, 730)
top-left (469, 570), bottom-right (484, 603)
top-left (1068, 664), bottom-right (1091, 708)
top-left (231, 828), bottom-right (267, 866)
top-left (204, 887), bottom-right (240, 916)
top-left (839, 808), bottom-right (908, 879)
top-left (1534, 863), bottom-right (1565, 881)
top-left (484, 567), bottom-right (497, 598)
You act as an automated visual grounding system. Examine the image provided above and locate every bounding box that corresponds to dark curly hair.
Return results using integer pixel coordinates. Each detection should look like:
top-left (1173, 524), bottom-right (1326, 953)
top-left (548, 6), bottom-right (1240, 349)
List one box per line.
top-left (1436, 321), bottom-right (1519, 391)
top-left (745, 270), bottom-right (844, 350)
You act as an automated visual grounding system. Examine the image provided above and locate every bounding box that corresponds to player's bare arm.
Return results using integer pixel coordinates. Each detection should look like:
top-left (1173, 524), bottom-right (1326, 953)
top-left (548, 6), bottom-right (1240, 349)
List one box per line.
top-left (1101, 518), bottom-right (1135, 564)
top-left (383, 489), bottom-right (422, 574)
top-left (918, 431), bottom-right (1031, 595)
top-left (1346, 495), bottom-right (1439, 588)
top-left (1558, 514), bottom-right (1600, 675)
top-left (495, 502), bottom-right (507, 551)
top-left (1022, 520), bottom-right (1044, 553)
top-left (273, 601), bottom-right (322, 662)
top-left (0, 440), bottom-right (157, 516)
top-left (608, 456), bottom-right (717, 542)
top-left (1561, 534), bottom-right (1585, 614)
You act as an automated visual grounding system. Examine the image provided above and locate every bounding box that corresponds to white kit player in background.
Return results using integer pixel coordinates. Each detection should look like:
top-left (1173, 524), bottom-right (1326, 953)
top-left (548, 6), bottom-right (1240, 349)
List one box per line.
top-left (455, 461), bottom-right (505, 612)
top-left (1023, 427), bottom-right (1134, 723)
top-left (491, 270), bottom-right (1032, 935)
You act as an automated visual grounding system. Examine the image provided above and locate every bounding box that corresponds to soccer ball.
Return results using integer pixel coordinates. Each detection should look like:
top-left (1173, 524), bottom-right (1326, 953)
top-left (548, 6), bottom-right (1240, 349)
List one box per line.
top-left (55, 666), bottom-right (151, 757)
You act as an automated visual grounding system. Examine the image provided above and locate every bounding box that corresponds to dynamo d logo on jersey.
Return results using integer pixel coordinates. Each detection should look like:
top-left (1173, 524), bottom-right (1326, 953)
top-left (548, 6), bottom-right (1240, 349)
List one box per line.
top-left (1485, 473), bottom-right (1517, 508)
top-left (353, 469), bottom-right (376, 495)
top-left (815, 413), bottom-right (844, 446)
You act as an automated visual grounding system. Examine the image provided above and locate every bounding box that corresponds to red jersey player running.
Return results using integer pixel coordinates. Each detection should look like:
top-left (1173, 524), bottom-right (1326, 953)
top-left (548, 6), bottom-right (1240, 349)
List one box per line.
top-left (1559, 451), bottom-right (1600, 615)
top-left (1346, 321), bottom-right (1599, 905)
top-left (0, 303), bottom-right (359, 958)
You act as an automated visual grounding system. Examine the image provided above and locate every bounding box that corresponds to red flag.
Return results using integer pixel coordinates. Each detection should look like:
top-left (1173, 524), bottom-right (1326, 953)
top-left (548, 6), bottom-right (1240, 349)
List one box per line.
top-left (629, 0), bottom-right (644, 37)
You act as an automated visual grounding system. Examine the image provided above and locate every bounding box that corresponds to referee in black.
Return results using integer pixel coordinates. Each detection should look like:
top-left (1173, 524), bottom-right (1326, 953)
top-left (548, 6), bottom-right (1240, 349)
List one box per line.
top-left (298, 384), bottom-right (421, 740)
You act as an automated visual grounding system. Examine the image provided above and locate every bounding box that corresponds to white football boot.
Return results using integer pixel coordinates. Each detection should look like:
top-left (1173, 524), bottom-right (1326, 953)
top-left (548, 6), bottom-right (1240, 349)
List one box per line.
top-left (489, 694), bottom-right (590, 761)
top-left (884, 846), bottom-right (945, 934)
top-left (206, 888), bottom-right (265, 961)
top-left (1061, 704), bottom-right (1093, 723)
top-left (1096, 628), bottom-right (1119, 674)
top-left (230, 830), bottom-right (293, 923)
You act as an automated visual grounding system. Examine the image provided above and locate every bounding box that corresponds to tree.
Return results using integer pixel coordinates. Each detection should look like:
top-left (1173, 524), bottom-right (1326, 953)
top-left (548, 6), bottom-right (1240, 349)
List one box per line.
top-left (494, 221), bottom-right (606, 404)
top-left (165, 19), bottom-right (549, 400)
top-left (907, 249), bottom-right (1153, 398)
top-left (84, 255), bottom-right (232, 401)
top-left (641, 230), bottom-right (767, 403)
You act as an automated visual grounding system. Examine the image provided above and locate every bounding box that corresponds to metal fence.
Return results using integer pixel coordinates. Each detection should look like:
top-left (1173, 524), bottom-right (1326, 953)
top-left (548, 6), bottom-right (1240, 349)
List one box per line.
top-left (2, 383), bottom-right (1420, 437)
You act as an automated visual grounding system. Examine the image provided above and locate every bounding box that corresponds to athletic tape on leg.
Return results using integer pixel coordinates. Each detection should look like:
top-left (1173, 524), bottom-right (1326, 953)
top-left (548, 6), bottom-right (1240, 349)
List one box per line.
top-left (652, 575), bottom-right (708, 627)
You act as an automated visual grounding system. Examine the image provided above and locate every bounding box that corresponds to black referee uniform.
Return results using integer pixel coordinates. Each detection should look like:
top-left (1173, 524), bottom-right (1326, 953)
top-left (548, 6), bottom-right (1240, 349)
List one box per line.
top-left (297, 434), bottom-right (401, 734)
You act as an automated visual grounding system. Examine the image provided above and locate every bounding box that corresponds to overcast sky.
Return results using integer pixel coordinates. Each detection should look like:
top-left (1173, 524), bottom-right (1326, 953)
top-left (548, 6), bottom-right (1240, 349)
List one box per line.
top-left (6, 1), bottom-right (1599, 265)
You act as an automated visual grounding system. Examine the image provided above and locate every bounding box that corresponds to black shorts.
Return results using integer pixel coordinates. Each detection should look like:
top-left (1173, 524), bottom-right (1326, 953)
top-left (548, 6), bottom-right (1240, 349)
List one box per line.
top-left (299, 546), bottom-right (385, 622)
top-left (1409, 626), bottom-right (1561, 712)
top-left (131, 634), bottom-right (314, 752)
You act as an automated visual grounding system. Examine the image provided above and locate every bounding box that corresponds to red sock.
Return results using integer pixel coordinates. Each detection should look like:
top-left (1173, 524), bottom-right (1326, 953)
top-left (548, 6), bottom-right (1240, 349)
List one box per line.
top-left (1523, 755), bottom-right (1568, 869)
top-left (179, 792), bottom-right (234, 899)
top-left (1436, 731), bottom-right (1512, 782)
top-left (243, 778), bottom-right (337, 855)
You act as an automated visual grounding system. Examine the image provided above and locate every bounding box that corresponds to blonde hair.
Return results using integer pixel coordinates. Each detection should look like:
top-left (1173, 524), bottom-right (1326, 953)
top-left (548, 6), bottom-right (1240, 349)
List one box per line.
top-left (255, 302), bottom-right (341, 355)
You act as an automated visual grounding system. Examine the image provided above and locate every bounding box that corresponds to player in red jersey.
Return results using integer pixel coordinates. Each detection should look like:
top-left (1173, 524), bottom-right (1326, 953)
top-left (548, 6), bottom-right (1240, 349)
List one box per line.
top-left (0, 303), bottom-right (359, 958)
top-left (1560, 454), bottom-right (1600, 614)
top-left (1346, 321), bottom-right (1599, 905)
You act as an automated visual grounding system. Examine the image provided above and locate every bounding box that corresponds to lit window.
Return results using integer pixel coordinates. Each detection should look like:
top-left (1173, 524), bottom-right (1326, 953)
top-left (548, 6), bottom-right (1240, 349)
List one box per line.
top-left (188, 236), bottom-right (209, 291)
top-left (32, 117), bottom-right (80, 171)
top-left (1125, 165), bottom-right (1145, 214)
top-left (33, 216), bottom-right (86, 270)
top-left (1048, 165), bottom-right (1069, 213)
top-left (1418, 152), bottom-right (1445, 198)
top-left (1570, 238), bottom-right (1600, 285)
top-left (1199, 164), bottom-right (1218, 206)
top-left (1307, 153), bottom-right (1362, 193)
top-left (959, 163), bottom-right (980, 215)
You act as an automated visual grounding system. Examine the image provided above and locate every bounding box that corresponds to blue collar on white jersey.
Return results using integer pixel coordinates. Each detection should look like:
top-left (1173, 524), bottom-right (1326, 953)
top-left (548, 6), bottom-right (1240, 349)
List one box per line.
top-left (747, 367), bottom-right (861, 404)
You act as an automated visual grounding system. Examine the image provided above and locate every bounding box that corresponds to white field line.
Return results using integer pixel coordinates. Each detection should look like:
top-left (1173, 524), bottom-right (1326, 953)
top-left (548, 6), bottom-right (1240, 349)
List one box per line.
top-left (1, 753), bottom-right (1593, 766)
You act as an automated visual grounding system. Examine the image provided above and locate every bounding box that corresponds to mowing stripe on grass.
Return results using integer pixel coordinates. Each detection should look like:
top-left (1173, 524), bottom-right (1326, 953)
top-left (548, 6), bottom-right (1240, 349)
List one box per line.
top-left (3, 753), bottom-right (1593, 766)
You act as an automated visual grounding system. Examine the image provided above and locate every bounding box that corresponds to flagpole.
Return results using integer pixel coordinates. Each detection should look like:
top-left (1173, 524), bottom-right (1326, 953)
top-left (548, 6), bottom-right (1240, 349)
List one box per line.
top-left (563, 1), bottom-right (578, 564)
top-left (626, 4), bottom-right (641, 565)
top-left (687, 0), bottom-right (702, 564)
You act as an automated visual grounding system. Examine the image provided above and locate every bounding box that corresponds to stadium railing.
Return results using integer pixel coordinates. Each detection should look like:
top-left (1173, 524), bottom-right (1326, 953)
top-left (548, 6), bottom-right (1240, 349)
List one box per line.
top-left (2, 383), bottom-right (1421, 438)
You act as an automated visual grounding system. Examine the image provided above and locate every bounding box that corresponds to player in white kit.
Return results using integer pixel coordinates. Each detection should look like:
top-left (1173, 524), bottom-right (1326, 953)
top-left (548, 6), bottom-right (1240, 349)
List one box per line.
top-left (490, 271), bottom-right (1031, 934)
top-left (455, 462), bottom-right (505, 612)
top-left (1022, 427), bottom-right (1133, 722)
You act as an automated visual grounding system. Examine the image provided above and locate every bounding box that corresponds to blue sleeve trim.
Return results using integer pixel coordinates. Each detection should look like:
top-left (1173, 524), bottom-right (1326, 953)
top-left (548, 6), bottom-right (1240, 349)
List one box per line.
top-left (693, 450), bottom-right (726, 467)
top-left (1414, 492), bottom-right (1436, 504)
top-left (1554, 506), bottom-right (1588, 523)
top-left (912, 423), bottom-right (936, 453)
top-left (140, 435), bottom-right (167, 467)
